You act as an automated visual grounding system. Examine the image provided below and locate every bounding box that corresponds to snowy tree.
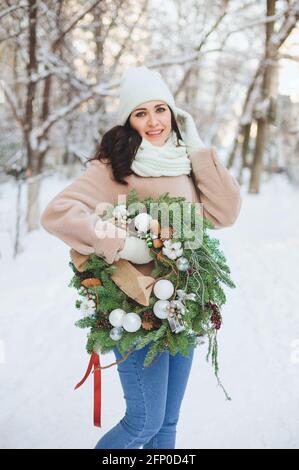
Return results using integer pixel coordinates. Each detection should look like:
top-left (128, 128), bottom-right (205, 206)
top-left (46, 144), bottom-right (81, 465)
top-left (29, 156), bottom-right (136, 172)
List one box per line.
top-left (0, 0), bottom-right (298, 244)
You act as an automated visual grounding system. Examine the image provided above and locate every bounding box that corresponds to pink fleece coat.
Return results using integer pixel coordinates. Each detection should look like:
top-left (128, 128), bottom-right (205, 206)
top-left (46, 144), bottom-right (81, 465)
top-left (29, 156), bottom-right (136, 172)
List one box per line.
top-left (40, 147), bottom-right (241, 276)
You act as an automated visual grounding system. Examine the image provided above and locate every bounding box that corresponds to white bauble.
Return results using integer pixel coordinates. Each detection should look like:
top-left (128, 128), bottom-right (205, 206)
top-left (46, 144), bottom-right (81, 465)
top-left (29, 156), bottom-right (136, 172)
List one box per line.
top-left (134, 213), bottom-right (152, 232)
top-left (153, 300), bottom-right (170, 319)
top-left (110, 327), bottom-right (123, 341)
top-left (153, 279), bottom-right (174, 300)
top-left (109, 308), bottom-right (126, 327)
top-left (122, 312), bottom-right (142, 332)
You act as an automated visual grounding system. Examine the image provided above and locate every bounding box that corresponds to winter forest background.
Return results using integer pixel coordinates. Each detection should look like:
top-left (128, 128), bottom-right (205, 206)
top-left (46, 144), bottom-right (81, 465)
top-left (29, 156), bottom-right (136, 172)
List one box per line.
top-left (0, 0), bottom-right (299, 449)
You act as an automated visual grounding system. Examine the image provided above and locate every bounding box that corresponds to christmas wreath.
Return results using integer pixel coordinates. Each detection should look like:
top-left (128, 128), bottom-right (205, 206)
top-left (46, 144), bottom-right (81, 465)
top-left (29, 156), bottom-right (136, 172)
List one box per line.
top-left (69, 189), bottom-right (236, 426)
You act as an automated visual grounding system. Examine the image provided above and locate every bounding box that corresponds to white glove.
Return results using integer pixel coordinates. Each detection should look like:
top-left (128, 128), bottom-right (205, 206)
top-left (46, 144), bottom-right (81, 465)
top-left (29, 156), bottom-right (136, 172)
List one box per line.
top-left (175, 106), bottom-right (206, 153)
top-left (117, 236), bottom-right (153, 264)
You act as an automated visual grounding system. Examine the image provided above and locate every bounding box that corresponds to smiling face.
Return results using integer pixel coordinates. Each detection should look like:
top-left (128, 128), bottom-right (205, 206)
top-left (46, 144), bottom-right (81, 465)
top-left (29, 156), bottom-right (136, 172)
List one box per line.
top-left (129, 100), bottom-right (172, 146)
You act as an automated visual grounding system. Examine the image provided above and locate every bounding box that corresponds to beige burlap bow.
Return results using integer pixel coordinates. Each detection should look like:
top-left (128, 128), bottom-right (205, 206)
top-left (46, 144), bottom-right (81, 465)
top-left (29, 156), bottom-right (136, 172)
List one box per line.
top-left (70, 249), bottom-right (155, 306)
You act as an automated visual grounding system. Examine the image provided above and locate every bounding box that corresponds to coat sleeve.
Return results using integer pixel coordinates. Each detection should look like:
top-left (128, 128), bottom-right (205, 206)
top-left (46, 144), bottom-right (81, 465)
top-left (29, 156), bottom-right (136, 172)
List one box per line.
top-left (40, 160), bottom-right (127, 264)
top-left (189, 147), bottom-right (242, 229)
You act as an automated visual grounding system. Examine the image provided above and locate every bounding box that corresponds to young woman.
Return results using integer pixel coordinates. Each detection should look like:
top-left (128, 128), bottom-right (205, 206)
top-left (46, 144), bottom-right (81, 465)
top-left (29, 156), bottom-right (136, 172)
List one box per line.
top-left (41, 66), bottom-right (241, 449)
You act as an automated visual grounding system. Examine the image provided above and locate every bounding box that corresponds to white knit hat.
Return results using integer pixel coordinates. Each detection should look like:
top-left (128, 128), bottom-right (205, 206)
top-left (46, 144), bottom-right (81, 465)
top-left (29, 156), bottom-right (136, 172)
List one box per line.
top-left (117, 66), bottom-right (205, 153)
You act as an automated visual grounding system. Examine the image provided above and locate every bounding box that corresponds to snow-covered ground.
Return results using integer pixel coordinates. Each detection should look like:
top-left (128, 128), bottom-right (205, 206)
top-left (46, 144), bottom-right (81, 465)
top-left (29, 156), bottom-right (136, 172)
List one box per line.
top-left (0, 170), bottom-right (299, 449)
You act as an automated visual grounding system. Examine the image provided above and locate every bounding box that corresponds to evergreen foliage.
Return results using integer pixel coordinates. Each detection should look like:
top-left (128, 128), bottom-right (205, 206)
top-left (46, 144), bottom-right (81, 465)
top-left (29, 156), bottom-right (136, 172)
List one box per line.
top-left (68, 190), bottom-right (236, 398)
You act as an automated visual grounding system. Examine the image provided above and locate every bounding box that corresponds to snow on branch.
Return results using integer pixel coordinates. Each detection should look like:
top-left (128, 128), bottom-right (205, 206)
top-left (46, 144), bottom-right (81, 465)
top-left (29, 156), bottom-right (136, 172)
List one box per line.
top-left (0, 2), bottom-right (27, 21)
top-left (51, 0), bottom-right (103, 48)
top-left (3, 82), bottom-right (24, 126)
top-left (272, 3), bottom-right (299, 47)
top-left (222, 7), bottom-right (290, 42)
top-left (32, 80), bottom-right (117, 140)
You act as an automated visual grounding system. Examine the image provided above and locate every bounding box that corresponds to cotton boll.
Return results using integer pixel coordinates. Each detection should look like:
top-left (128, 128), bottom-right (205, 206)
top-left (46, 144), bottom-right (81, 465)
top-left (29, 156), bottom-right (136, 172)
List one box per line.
top-left (80, 298), bottom-right (96, 316)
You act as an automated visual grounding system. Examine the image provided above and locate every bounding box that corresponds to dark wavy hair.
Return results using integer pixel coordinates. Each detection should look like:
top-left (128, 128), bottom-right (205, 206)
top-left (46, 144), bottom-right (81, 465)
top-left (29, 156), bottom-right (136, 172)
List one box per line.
top-left (84, 107), bottom-right (184, 185)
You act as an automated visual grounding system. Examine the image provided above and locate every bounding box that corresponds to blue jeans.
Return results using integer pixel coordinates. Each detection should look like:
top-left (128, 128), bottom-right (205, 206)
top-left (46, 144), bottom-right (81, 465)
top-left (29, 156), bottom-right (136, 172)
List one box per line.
top-left (94, 342), bottom-right (194, 449)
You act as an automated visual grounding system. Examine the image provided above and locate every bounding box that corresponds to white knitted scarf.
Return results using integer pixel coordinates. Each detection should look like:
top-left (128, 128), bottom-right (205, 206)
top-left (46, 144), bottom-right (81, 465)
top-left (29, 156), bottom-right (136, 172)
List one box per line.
top-left (131, 132), bottom-right (191, 177)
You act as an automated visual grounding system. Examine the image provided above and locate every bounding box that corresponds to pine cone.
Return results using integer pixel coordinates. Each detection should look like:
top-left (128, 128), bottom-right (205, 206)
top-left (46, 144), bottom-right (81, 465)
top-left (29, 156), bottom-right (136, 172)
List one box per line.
top-left (143, 311), bottom-right (154, 320)
top-left (142, 320), bottom-right (154, 330)
top-left (96, 316), bottom-right (110, 329)
top-left (152, 317), bottom-right (162, 329)
top-left (142, 311), bottom-right (162, 330)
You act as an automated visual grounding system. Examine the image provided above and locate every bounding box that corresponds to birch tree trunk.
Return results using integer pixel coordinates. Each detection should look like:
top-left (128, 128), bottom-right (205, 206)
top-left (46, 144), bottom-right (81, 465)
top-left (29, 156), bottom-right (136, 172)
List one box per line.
top-left (27, 175), bottom-right (41, 232)
top-left (249, 0), bottom-right (276, 193)
top-left (25, 0), bottom-right (40, 231)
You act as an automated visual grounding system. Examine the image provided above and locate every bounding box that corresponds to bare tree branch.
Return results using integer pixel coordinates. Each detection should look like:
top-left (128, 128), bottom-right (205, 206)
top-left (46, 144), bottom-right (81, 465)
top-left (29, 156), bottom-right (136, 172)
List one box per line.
top-left (279, 52), bottom-right (299, 62)
top-left (52, 0), bottom-right (103, 49)
top-left (110, 0), bottom-right (149, 76)
top-left (0, 2), bottom-right (26, 20)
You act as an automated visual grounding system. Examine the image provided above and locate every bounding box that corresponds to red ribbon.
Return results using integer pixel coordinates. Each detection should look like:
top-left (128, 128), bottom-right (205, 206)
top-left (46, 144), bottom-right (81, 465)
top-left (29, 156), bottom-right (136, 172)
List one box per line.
top-left (74, 352), bottom-right (101, 427)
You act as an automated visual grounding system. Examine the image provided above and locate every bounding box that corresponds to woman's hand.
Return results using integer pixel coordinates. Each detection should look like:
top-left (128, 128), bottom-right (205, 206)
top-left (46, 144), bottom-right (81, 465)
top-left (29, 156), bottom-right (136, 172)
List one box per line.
top-left (175, 106), bottom-right (206, 153)
top-left (117, 235), bottom-right (153, 264)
